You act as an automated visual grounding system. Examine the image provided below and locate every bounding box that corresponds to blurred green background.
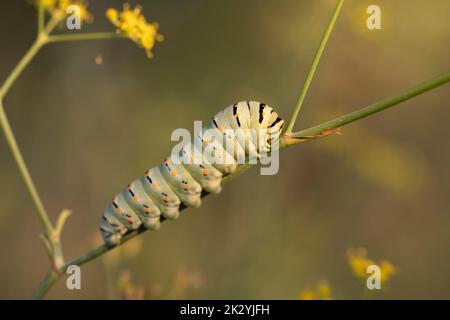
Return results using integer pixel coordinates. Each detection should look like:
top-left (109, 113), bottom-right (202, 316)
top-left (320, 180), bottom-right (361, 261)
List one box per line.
top-left (0, 0), bottom-right (449, 299)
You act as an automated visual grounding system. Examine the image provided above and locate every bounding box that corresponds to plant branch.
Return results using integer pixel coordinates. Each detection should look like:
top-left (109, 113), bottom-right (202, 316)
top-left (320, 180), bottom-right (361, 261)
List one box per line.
top-left (1, 7), bottom-right (139, 300)
top-left (285, 0), bottom-right (345, 134)
top-left (0, 2), bottom-right (146, 300)
top-left (287, 70), bottom-right (450, 140)
top-left (31, 69), bottom-right (450, 298)
top-left (0, 11), bottom-right (65, 280)
top-left (48, 32), bottom-right (126, 43)
top-left (32, 271), bottom-right (59, 299)
top-left (0, 38), bottom-right (46, 99)
top-left (38, 3), bottom-right (45, 34)
top-left (0, 100), bottom-right (53, 236)
top-left (43, 13), bottom-right (63, 35)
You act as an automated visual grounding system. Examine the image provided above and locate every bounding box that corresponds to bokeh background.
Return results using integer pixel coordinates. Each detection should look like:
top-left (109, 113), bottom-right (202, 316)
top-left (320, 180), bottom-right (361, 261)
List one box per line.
top-left (0, 0), bottom-right (449, 299)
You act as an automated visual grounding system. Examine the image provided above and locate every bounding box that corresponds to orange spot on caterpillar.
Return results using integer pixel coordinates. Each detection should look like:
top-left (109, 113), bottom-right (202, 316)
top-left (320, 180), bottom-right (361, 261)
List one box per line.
top-left (201, 169), bottom-right (208, 175)
top-left (171, 170), bottom-right (177, 177)
top-left (152, 182), bottom-right (158, 188)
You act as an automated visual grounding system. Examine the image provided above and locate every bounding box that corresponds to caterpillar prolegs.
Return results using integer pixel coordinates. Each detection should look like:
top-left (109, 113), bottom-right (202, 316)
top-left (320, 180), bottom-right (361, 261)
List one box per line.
top-left (99, 101), bottom-right (285, 245)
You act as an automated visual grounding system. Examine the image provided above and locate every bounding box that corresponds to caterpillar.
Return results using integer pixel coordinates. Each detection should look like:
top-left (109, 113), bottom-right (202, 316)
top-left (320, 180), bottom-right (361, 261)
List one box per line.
top-left (99, 101), bottom-right (285, 246)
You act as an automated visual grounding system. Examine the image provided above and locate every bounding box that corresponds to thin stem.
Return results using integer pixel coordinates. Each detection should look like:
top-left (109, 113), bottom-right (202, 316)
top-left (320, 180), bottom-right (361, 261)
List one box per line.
top-left (0, 100), bottom-right (53, 236)
top-left (0, 12), bottom-right (64, 271)
top-left (38, 3), bottom-right (45, 34)
top-left (285, 0), bottom-right (345, 134)
top-left (43, 14), bottom-right (63, 35)
top-left (0, 38), bottom-right (46, 99)
top-left (0, 13), bottom-right (62, 99)
top-left (48, 32), bottom-right (126, 43)
top-left (31, 271), bottom-right (59, 300)
top-left (288, 70), bottom-right (450, 139)
top-left (2, 10), bottom-right (128, 300)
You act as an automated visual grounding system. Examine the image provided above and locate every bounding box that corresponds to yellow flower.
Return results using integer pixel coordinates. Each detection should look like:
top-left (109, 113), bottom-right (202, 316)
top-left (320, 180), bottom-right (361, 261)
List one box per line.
top-left (38, 0), bottom-right (57, 10)
top-left (347, 247), bottom-right (374, 279)
top-left (298, 289), bottom-right (316, 300)
top-left (106, 3), bottom-right (164, 58)
top-left (347, 248), bottom-right (397, 285)
top-left (317, 280), bottom-right (332, 299)
top-left (380, 260), bottom-right (397, 285)
top-left (35, 0), bottom-right (93, 23)
top-left (298, 280), bottom-right (332, 300)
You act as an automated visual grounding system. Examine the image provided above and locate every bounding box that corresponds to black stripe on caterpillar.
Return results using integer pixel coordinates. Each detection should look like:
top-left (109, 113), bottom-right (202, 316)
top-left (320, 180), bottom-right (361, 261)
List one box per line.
top-left (99, 101), bottom-right (285, 245)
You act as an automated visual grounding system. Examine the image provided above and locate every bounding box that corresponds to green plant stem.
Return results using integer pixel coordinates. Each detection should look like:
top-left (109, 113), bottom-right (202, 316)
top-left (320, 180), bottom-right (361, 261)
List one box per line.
top-left (31, 70), bottom-right (450, 299)
top-left (0, 14), bottom-right (78, 276)
top-left (0, 10), bottom-right (139, 299)
top-left (0, 13), bottom-right (62, 248)
top-left (0, 39), bottom-right (46, 99)
top-left (44, 14), bottom-right (62, 35)
top-left (48, 32), bottom-right (126, 43)
top-left (285, 0), bottom-right (345, 134)
top-left (288, 71), bottom-right (450, 139)
top-left (0, 49), bottom-right (52, 239)
top-left (38, 3), bottom-right (45, 34)
top-left (32, 271), bottom-right (59, 299)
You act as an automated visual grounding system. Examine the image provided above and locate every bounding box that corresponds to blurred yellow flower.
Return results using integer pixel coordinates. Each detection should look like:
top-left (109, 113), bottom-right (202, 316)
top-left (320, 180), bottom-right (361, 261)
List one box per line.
top-left (298, 280), bottom-right (332, 300)
top-left (347, 248), bottom-right (397, 285)
top-left (379, 260), bottom-right (397, 285)
top-left (298, 289), bottom-right (316, 300)
top-left (35, 0), bottom-right (93, 22)
top-left (106, 4), bottom-right (164, 58)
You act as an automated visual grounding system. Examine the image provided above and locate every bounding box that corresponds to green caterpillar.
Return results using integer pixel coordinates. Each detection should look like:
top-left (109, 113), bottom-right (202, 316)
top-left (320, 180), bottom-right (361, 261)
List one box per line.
top-left (100, 101), bottom-right (285, 245)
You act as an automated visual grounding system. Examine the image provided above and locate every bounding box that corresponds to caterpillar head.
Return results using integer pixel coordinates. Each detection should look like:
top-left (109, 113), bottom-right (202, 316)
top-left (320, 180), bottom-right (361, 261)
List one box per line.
top-left (264, 111), bottom-right (285, 152)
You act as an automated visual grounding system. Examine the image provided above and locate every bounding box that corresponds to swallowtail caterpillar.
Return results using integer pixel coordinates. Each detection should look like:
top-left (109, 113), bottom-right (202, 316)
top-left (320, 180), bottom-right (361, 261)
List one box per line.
top-left (100, 101), bottom-right (285, 245)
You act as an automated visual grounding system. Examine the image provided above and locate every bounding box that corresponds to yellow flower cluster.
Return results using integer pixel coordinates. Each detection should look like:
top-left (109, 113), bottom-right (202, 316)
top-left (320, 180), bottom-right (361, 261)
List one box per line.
top-left (298, 280), bottom-right (332, 300)
top-left (347, 248), bottom-right (396, 285)
top-left (106, 4), bottom-right (164, 58)
top-left (36, 0), bottom-right (92, 22)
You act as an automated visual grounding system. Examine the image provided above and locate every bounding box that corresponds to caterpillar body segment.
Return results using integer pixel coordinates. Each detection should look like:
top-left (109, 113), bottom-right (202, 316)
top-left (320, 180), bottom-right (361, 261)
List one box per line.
top-left (160, 158), bottom-right (202, 208)
top-left (111, 193), bottom-right (142, 231)
top-left (177, 143), bottom-right (223, 194)
top-left (141, 167), bottom-right (181, 219)
top-left (123, 179), bottom-right (161, 230)
top-left (195, 133), bottom-right (238, 174)
top-left (100, 101), bottom-right (285, 245)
